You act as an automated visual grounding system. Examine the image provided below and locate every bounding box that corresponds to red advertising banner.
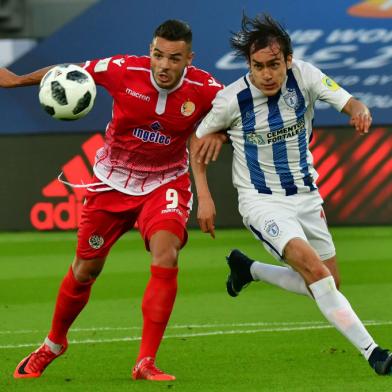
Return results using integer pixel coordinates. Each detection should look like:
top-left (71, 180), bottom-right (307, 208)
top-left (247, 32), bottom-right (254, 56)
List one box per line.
top-left (0, 127), bottom-right (390, 231)
top-left (312, 128), bottom-right (391, 225)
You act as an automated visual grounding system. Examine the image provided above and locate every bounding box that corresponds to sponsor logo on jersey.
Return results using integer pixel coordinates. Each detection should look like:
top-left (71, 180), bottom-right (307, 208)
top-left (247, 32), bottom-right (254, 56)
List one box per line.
top-left (264, 220), bottom-right (280, 237)
top-left (125, 87), bottom-right (151, 102)
top-left (266, 118), bottom-right (306, 144)
top-left (246, 132), bottom-right (266, 145)
top-left (207, 77), bottom-right (222, 87)
top-left (283, 88), bottom-right (300, 109)
top-left (94, 57), bottom-right (112, 72)
top-left (89, 235), bottom-right (104, 249)
top-left (181, 100), bottom-right (196, 116)
top-left (30, 134), bottom-right (105, 230)
top-left (112, 58), bottom-right (125, 67)
top-left (133, 128), bottom-right (171, 145)
top-left (161, 208), bottom-right (183, 216)
top-left (322, 76), bottom-right (340, 91)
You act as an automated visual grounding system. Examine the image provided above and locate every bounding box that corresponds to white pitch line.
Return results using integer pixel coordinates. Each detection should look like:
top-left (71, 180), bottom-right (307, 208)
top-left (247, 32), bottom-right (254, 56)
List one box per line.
top-left (0, 320), bottom-right (391, 350)
top-left (0, 320), bottom-right (390, 335)
top-left (0, 320), bottom-right (329, 335)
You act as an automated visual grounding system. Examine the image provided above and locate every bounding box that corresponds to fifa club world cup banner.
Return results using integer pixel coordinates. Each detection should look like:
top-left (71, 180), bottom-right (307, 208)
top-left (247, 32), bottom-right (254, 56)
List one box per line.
top-left (0, 0), bottom-right (391, 134)
top-left (0, 128), bottom-right (390, 231)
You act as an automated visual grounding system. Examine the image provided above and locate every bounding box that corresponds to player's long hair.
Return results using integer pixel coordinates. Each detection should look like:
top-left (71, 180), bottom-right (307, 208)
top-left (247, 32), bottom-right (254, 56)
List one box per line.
top-left (153, 19), bottom-right (192, 45)
top-left (231, 13), bottom-right (292, 61)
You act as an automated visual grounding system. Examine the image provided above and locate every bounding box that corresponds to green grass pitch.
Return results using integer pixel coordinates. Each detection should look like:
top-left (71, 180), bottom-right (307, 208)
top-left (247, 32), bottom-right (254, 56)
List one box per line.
top-left (0, 227), bottom-right (391, 391)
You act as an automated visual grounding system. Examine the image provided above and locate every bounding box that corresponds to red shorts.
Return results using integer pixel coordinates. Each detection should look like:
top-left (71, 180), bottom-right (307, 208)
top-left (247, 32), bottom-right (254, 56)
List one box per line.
top-left (76, 173), bottom-right (192, 259)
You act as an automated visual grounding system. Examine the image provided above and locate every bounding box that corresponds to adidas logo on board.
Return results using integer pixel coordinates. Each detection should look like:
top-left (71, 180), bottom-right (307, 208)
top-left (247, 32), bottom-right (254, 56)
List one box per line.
top-left (30, 134), bottom-right (104, 230)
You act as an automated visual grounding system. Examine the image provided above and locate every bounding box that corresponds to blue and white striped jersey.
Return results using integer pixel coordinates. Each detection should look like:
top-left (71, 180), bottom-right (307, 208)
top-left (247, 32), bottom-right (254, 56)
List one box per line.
top-left (196, 59), bottom-right (352, 196)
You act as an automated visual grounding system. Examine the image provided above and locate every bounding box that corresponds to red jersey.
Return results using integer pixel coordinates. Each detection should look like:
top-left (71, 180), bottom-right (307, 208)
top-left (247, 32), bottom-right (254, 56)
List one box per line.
top-left (83, 55), bottom-right (223, 195)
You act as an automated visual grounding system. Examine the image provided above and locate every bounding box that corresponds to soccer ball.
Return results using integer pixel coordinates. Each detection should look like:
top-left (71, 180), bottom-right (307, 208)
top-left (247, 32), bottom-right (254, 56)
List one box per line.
top-left (38, 64), bottom-right (96, 121)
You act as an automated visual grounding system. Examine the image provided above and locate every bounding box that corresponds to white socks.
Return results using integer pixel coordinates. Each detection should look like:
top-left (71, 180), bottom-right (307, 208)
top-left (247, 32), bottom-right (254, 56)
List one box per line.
top-left (250, 263), bottom-right (377, 359)
top-left (44, 337), bottom-right (63, 354)
top-left (309, 276), bottom-right (377, 359)
top-left (250, 262), bottom-right (311, 297)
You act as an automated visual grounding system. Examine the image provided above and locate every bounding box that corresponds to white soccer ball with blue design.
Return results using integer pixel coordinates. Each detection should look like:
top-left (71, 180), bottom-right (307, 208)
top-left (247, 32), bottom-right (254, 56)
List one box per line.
top-left (39, 64), bottom-right (96, 120)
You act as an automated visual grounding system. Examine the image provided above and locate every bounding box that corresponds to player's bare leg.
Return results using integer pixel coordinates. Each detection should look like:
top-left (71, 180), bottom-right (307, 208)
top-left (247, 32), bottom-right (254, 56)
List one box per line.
top-left (132, 230), bottom-right (181, 381)
top-left (14, 256), bottom-right (105, 379)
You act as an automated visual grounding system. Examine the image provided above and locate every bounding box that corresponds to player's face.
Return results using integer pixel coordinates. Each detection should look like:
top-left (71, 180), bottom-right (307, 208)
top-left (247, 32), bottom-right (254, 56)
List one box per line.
top-left (150, 37), bottom-right (193, 89)
top-left (248, 43), bottom-right (292, 96)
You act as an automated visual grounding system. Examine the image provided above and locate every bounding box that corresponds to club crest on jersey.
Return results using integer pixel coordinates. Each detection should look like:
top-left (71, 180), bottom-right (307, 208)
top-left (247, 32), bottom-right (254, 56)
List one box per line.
top-left (181, 100), bottom-right (196, 117)
top-left (150, 121), bottom-right (163, 131)
top-left (283, 88), bottom-right (300, 110)
top-left (88, 235), bottom-right (104, 249)
top-left (264, 220), bottom-right (280, 238)
top-left (246, 132), bottom-right (265, 145)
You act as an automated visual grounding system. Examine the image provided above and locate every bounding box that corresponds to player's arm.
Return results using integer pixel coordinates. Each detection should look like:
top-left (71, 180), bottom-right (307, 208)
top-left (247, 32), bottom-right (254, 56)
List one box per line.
top-left (0, 63), bottom-right (85, 88)
top-left (190, 133), bottom-right (216, 239)
top-left (192, 131), bottom-right (228, 164)
top-left (0, 66), bottom-right (54, 87)
top-left (341, 97), bottom-right (372, 135)
top-left (303, 62), bottom-right (371, 136)
top-left (193, 89), bottom-right (230, 164)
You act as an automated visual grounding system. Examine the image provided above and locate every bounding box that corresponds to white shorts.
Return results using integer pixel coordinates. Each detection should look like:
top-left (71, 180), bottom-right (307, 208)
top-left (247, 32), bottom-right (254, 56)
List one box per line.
top-left (238, 190), bottom-right (336, 262)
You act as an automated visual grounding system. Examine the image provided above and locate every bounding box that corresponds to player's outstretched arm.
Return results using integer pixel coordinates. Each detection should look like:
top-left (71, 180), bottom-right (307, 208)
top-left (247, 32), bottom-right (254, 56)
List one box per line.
top-left (342, 97), bottom-right (372, 135)
top-left (0, 66), bottom-right (54, 88)
top-left (190, 133), bottom-right (217, 239)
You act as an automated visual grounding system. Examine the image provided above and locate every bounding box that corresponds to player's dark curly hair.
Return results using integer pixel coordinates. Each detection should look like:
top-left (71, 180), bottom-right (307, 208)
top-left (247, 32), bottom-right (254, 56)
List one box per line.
top-left (154, 19), bottom-right (192, 45)
top-left (231, 13), bottom-right (292, 61)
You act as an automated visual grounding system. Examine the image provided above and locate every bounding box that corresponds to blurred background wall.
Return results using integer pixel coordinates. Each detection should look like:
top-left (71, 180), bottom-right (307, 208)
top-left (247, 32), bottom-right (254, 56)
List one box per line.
top-left (0, 0), bottom-right (391, 230)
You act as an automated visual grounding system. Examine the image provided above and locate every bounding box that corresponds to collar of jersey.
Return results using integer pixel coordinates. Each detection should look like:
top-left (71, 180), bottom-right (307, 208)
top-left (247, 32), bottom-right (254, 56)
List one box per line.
top-left (150, 67), bottom-right (188, 94)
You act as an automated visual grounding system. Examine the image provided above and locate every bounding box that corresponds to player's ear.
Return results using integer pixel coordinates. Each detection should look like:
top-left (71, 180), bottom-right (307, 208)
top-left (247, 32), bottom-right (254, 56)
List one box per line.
top-left (149, 37), bottom-right (157, 56)
top-left (286, 54), bottom-right (293, 69)
top-left (187, 51), bottom-right (194, 66)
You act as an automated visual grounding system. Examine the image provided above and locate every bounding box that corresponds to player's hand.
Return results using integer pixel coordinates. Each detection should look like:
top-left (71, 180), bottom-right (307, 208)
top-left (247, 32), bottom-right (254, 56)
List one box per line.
top-left (192, 133), bottom-right (228, 164)
top-left (343, 97), bottom-right (372, 136)
top-left (350, 110), bottom-right (372, 135)
top-left (197, 195), bottom-right (216, 239)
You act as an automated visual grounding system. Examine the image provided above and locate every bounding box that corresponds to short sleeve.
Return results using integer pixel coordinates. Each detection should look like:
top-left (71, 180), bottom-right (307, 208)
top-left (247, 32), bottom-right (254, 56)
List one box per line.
top-left (82, 55), bottom-right (127, 94)
top-left (196, 89), bottom-right (231, 137)
top-left (202, 75), bottom-right (224, 111)
top-left (302, 61), bottom-right (352, 112)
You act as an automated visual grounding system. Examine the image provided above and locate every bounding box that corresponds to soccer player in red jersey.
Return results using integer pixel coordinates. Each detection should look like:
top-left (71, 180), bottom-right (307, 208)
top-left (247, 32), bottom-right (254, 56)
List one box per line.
top-left (0, 20), bottom-right (225, 381)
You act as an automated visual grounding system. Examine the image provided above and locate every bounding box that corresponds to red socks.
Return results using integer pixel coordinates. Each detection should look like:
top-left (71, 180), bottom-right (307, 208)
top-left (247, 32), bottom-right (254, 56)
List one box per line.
top-left (137, 265), bottom-right (178, 361)
top-left (48, 266), bottom-right (94, 345)
top-left (47, 264), bottom-right (177, 359)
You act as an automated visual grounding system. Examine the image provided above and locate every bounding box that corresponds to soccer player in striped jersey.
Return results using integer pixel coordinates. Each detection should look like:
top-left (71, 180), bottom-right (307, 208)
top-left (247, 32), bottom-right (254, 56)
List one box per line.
top-left (1, 20), bottom-right (225, 381)
top-left (191, 13), bottom-right (391, 376)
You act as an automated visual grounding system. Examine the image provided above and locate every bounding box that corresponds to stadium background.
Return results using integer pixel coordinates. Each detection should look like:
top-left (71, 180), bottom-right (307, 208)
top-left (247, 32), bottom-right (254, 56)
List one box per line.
top-left (0, 0), bottom-right (391, 230)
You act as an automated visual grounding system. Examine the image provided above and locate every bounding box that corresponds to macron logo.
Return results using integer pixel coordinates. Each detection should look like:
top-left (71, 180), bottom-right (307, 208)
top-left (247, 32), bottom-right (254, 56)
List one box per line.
top-left (30, 134), bottom-right (105, 230)
top-left (125, 88), bottom-right (151, 102)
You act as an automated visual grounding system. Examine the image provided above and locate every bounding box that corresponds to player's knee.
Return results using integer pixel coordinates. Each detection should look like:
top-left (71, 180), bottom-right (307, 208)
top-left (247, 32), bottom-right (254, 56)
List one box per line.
top-left (284, 239), bottom-right (331, 283)
top-left (151, 247), bottom-right (179, 268)
top-left (306, 262), bottom-right (331, 283)
top-left (149, 229), bottom-right (182, 267)
top-left (72, 257), bottom-right (105, 281)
